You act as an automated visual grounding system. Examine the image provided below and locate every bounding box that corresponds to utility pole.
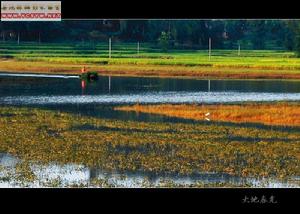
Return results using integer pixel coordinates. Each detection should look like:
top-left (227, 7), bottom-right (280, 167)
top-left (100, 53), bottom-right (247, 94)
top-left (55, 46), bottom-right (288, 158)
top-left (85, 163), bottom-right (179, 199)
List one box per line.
top-left (238, 43), bottom-right (241, 56)
top-left (109, 37), bottom-right (112, 59)
top-left (208, 37), bottom-right (211, 61)
top-left (137, 41), bottom-right (140, 55)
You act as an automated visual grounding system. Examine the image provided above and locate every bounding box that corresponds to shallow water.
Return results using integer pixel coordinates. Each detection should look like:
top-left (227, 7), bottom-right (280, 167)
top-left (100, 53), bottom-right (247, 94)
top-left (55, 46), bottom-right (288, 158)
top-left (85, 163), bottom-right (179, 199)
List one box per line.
top-left (1, 74), bottom-right (300, 96)
top-left (2, 91), bottom-right (300, 105)
top-left (2, 74), bottom-right (300, 104)
top-left (1, 73), bottom-right (300, 121)
top-left (0, 153), bottom-right (299, 188)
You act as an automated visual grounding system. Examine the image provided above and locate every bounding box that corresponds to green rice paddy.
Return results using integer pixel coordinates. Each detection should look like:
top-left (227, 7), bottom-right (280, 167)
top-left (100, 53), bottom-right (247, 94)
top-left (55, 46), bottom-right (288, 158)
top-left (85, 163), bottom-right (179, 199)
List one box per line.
top-left (1, 42), bottom-right (300, 70)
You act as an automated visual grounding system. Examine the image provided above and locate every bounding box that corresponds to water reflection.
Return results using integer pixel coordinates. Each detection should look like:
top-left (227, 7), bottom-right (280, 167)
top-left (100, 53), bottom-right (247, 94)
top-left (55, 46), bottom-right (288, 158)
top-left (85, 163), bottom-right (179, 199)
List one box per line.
top-left (2, 73), bottom-right (300, 125)
top-left (2, 92), bottom-right (300, 105)
top-left (0, 73), bottom-right (79, 79)
top-left (109, 76), bottom-right (111, 93)
top-left (81, 80), bottom-right (86, 95)
top-left (2, 74), bottom-right (300, 109)
top-left (0, 153), bottom-right (298, 188)
top-left (2, 74), bottom-right (300, 98)
top-left (0, 153), bottom-right (19, 168)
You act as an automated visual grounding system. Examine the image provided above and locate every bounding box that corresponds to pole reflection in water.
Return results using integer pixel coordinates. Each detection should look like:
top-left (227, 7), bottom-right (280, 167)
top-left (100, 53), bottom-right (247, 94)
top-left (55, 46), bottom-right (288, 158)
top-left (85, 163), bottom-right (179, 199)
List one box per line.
top-left (108, 76), bottom-right (111, 93)
top-left (81, 80), bottom-right (86, 95)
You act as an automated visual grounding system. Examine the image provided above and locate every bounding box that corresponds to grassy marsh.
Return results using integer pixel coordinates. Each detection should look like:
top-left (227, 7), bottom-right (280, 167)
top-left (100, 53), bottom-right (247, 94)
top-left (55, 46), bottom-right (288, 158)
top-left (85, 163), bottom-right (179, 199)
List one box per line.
top-left (0, 105), bottom-right (299, 187)
top-left (115, 102), bottom-right (300, 127)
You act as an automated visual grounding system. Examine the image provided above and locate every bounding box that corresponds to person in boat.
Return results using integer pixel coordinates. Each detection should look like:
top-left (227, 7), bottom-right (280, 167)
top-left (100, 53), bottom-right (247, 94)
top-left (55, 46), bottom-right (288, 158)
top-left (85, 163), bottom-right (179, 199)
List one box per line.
top-left (81, 66), bottom-right (87, 73)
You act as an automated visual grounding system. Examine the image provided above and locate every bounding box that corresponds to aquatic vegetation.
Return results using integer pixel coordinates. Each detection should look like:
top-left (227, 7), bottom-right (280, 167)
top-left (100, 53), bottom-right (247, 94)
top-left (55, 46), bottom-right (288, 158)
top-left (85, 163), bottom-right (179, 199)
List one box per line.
top-left (14, 162), bottom-right (37, 183)
top-left (115, 102), bottom-right (300, 127)
top-left (87, 177), bottom-right (254, 188)
top-left (0, 106), bottom-right (299, 187)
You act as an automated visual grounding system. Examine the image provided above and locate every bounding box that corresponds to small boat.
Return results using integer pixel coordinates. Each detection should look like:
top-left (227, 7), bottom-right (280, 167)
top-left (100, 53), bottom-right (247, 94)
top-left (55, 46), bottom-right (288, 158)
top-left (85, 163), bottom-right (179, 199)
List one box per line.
top-left (80, 71), bottom-right (99, 81)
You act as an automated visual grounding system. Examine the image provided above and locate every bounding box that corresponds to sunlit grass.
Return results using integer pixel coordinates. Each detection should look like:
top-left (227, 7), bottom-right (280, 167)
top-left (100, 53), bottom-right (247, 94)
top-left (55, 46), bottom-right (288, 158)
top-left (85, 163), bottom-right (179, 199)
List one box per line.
top-left (115, 102), bottom-right (300, 127)
top-left (1, 60), bottom-right (300, 79)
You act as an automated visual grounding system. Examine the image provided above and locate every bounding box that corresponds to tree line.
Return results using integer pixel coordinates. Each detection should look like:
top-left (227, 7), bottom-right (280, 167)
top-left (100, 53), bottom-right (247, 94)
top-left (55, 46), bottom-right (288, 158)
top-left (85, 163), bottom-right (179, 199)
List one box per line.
top-left (1, 20), bottom-right (300, 52)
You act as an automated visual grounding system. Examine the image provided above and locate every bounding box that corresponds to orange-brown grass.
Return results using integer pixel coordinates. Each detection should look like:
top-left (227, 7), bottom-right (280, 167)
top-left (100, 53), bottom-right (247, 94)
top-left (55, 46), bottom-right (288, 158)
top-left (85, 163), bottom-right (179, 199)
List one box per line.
top-left (2, 59), bottom-right (300, 79)
top-left (115, 102), bottom-right (300, 127)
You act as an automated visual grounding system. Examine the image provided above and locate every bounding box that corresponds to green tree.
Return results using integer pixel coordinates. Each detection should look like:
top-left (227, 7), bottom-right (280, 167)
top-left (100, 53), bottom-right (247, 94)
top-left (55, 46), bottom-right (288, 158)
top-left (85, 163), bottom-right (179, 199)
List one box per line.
top-left (285, 20), bottom-right (300, 55)
top-left (295, 34), bottom-right (300, 56)
top-left (158, 31), bottom-right (171, 52)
